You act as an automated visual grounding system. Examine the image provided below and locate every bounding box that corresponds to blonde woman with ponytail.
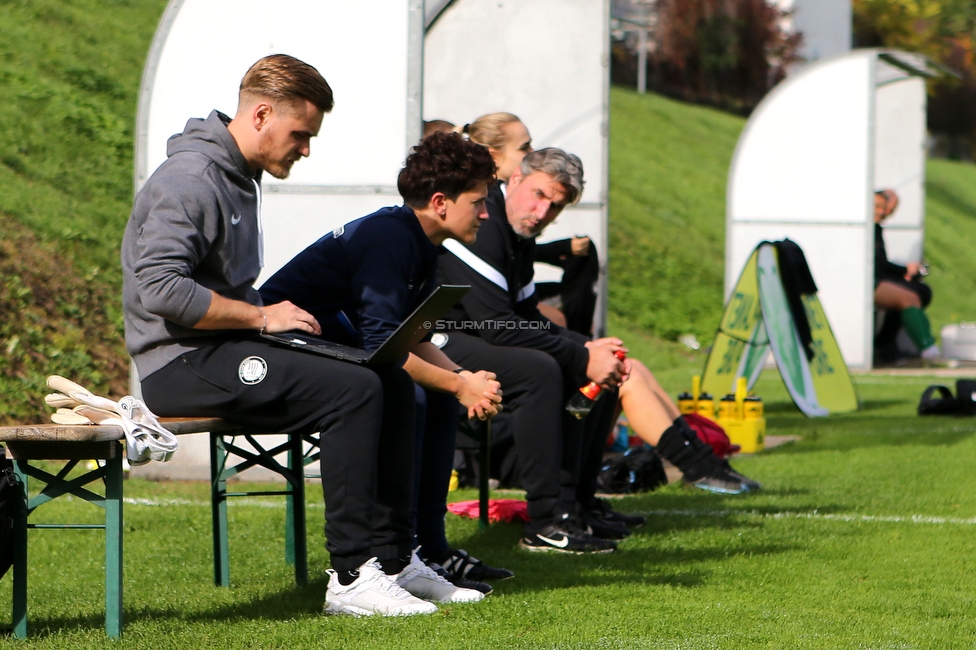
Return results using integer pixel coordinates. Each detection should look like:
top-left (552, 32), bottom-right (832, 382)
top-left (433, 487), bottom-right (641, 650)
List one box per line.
top-left (466, 112), bottom-right (533, 184)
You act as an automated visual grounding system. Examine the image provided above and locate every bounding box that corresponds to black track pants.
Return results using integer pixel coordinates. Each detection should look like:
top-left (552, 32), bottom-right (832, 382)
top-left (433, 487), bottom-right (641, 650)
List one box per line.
top-left (413, 384), bottom-right (460, 559)
top-left (571, 385), bottom-right (620, 506)
top-left (441, 332), bottom-right (571, 529)
top-left (141, 337), bottom-right (415, 572)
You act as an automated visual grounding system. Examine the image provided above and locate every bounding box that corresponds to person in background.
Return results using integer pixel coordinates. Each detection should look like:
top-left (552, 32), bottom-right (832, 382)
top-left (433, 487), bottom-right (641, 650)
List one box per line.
top-left (873, 189), bottom-right (939, 363)
top-left (422, 119), bottom-right (458, 139)
top-left (466, 112), bottom-right (597, 335)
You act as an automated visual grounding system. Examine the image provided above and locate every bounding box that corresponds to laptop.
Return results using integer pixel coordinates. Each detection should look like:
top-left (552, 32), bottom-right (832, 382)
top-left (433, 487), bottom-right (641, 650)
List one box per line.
top-left (260, 284), bottom-right (469, 366)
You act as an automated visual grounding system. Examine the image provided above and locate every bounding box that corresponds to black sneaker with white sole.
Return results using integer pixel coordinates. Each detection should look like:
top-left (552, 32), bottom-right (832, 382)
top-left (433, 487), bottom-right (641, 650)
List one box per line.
top-left (519, 523), bottom-right (617, 554)
top-left (439, 548), bottom-right (513, 583)
top-left (683, 465), bottom-right (749, 494)
top-left (721, 461), bottom-right (762, 491)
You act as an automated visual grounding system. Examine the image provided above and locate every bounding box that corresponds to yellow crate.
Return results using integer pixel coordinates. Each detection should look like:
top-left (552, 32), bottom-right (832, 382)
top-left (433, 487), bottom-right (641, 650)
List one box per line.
top-left (717, 417), bottom-right (766, 453)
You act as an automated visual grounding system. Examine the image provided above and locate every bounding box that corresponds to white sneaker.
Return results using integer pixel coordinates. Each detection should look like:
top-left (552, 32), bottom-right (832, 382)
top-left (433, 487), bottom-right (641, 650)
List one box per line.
top-left (395, 549), bottom-right (484, 604)
top-left (323, 558), bottom-right (438, 617)
top-left (921, 344), bottom-right (942, 360)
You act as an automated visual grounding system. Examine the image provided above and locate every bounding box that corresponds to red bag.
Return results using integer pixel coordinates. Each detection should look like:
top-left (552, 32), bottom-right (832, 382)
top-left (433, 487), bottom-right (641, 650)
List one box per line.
top-left (684, 413), bottom-right (740, 458)
top-left (446, 499), bottom-right (529, 523)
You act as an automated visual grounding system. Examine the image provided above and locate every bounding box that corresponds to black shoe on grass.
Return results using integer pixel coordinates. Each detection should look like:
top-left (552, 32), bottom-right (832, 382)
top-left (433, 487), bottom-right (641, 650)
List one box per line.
top-left (519, 523), bottom-right (617, 554)
top-left (721, 461), bottom-right (762, 491)
top-left (683, 464), bottom-right (750, 494)
top-left (440, 548), bottom-right (513, 582)
top-left (427, 561), bottom-right (493, 595)
top-left (585, 497), bottom-right (647, 528)
top-left (583, 512), bottom-right (631, 540)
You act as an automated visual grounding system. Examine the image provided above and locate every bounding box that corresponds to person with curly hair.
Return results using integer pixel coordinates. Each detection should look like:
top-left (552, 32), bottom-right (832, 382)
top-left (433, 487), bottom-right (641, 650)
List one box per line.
top-left (261, 131), bottom-right (512, 598)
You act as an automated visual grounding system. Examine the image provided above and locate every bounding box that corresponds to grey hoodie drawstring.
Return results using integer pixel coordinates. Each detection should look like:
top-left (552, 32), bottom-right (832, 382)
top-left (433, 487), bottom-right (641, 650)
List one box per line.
top-left (253, 178), bottom-right (264, 269)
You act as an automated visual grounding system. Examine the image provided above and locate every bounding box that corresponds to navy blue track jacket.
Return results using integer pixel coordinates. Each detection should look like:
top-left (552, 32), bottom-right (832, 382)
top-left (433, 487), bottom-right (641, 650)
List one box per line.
top-left (259, 205), bottom-right (438, 351)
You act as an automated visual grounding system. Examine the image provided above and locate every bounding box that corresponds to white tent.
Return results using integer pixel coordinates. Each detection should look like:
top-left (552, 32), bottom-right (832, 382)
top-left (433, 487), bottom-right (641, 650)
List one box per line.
top-left (132, 0), bottom-right (611, 478)
top-left (726, 49), bottom-right (939, 371)
top-left (424, 0), bottom-right (611, 335)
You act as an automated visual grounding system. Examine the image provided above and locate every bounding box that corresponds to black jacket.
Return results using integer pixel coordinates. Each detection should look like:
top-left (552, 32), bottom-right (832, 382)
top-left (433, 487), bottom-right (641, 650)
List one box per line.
top-left (874, 223), bottom-right (908, 285)
top-left (436, 181), bottom-right (590, 385)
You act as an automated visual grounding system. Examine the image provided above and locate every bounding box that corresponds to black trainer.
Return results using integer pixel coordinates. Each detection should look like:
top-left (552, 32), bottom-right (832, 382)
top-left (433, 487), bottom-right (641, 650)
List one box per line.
top-left (440, 548), bottom-right (514, 582)
top-left (585, 497), bottom-right (647, 528)
top-left (427, 560), bottom-right (493, 595)
top-left (583, 512), bottom-right (631, 540)
top-left (721, 461), bottom-right (762, 491)
top-left (519, 522), bottom-right (617, 554)
top-left (683, 463), bottom-right (749, 494)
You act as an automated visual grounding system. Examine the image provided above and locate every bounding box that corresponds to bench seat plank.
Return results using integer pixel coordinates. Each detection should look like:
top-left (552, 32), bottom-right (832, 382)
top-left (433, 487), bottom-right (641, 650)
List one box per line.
top-left (0, 417), bottom-right (238, 444)
top-left (0, 425), bottom-right (122, 443)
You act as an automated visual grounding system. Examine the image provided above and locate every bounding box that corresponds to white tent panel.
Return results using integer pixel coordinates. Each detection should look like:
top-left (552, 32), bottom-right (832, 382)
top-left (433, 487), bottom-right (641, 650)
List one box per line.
top-left (423, 0), bottom-right (610, 333)
top-left (874, 77), bottom-right (926, 206)
top-left (140, 0), bottom-right (414, 190)
top-left (873, 71), bottom-right (926, 265)
top-left (882, 229), bottom-right (923, 267)
top-left (729, 54), bottom-right (873, 226)
top-left (424, 0), bottom-right (607, 191)
top-left (259, 191), bottom-right (400, 278)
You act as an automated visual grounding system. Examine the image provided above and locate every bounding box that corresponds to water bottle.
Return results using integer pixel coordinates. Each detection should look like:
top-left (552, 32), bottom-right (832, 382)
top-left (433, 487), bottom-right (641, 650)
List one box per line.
top-left (566, 349), bottom-right (627, 419)
top-left (695, 392), bottom-right (715, 420)
top-left (718, 394), bottom-right (738, 420)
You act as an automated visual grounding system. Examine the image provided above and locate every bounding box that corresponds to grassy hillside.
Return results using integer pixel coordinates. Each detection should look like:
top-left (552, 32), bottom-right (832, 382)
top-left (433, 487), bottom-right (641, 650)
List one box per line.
top-left (0, 0), bottom-right (167, 421)
top-left (920, 158), bottom-right (976, 328)
top-left (607, 87), bottom-right (743, 346)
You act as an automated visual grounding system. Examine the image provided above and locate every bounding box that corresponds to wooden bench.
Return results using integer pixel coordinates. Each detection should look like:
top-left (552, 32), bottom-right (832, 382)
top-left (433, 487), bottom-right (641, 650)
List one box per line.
top-left (0, 414), bottom-right (491, 637)
top-left (0, 418), bottom-right (316, 638)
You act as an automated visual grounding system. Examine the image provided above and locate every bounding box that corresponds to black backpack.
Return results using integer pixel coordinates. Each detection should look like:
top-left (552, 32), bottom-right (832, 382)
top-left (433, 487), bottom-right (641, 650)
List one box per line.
top-left (918, 380), bottom-right (976, 416)
top-left (596, 447), bottom-right (668, 494)
top-left (0, 446), bottom-right (20, 579)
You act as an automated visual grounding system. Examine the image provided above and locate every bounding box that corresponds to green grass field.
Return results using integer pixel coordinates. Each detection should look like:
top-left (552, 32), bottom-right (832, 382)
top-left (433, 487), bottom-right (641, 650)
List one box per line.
top-left (2, 373), bottom-right (975, 649)
top-left (2, 0), bottom-right (976, 647)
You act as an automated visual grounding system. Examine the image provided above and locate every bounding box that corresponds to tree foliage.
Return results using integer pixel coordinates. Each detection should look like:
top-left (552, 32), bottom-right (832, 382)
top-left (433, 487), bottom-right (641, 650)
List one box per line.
top-left (613, 0), bottom-right (803, 114)
top-left (853, 0), bottom-right (976, 149)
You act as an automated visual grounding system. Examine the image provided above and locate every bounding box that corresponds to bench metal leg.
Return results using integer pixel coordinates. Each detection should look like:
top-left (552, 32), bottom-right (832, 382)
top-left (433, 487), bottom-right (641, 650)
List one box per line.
top-left (210, 433), bottom-right (230, 587)
top-left (210, 431), bottom-right (312, 587)
top-left (12, 463), bottom-right (28, 639)
top-left (284, 434), bottom-right (307, 585)
top-left (9, 443), bottom-right (123, 638)
top-left (104, 451), bottom-right (123, 638)
top-left (478, 421), bottom-right (491, 529)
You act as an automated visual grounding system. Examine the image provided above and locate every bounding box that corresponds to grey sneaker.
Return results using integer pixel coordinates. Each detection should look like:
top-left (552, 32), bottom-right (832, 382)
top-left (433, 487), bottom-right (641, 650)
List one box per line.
top-left (395, 549), bottom-right (484, 604)
top-left (324, 558), bottom-right (438, 616)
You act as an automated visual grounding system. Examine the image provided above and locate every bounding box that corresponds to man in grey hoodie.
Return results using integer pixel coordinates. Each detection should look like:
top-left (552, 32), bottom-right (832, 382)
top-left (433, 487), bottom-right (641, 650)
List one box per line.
top-left (122, 54), bottom-right (438, 617)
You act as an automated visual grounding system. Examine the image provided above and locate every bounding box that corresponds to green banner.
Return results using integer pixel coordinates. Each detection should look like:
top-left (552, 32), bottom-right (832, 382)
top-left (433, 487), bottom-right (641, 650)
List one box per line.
top-left (702, 247), bottom-right (767, 398)
top-left (702, 242), bottom-right (858, 417)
